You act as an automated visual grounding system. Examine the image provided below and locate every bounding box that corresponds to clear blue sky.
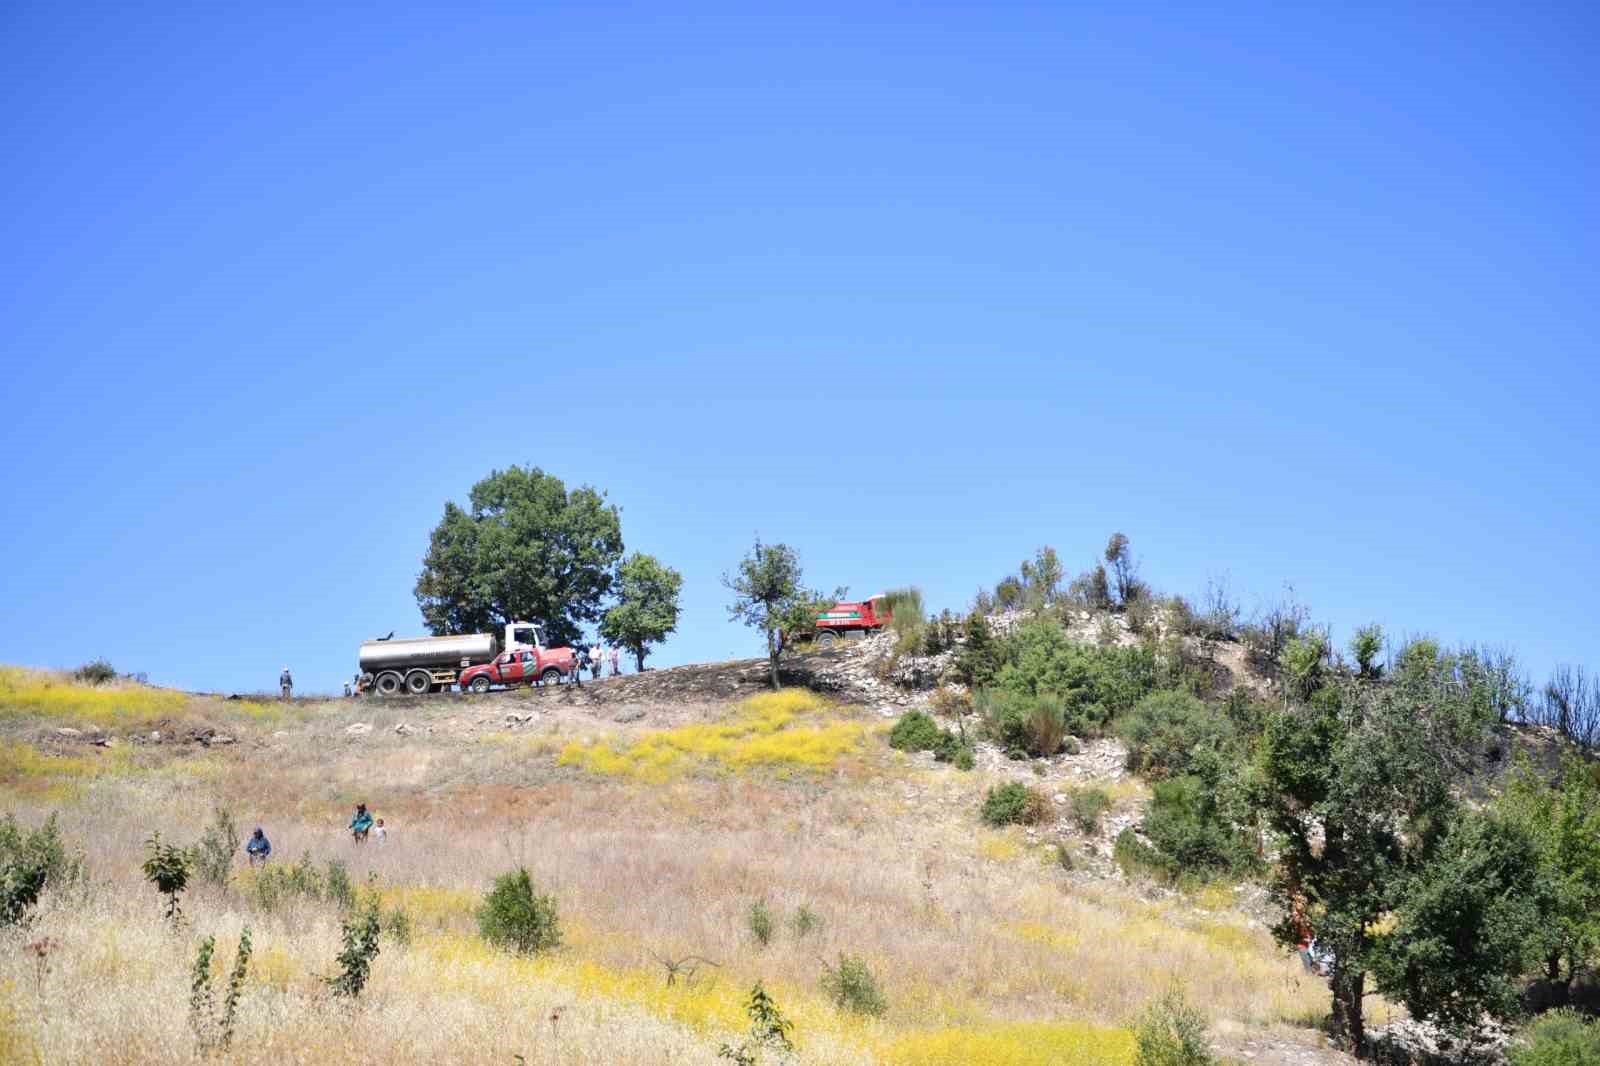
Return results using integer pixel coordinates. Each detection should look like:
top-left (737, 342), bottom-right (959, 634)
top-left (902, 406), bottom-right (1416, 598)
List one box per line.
top-left (2, 3), bottom-right (1595, 695)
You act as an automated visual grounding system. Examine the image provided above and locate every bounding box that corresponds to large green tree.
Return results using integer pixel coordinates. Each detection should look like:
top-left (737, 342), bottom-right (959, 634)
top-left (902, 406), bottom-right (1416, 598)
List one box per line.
top-left (414, 466), bottom-right (622, 647)
top-left (599, 553), bottom-right (683, 672)
top-left (723, 538), bottom-right (806, 689)
top-left (1259, 648), bottom-right (1504, 1052)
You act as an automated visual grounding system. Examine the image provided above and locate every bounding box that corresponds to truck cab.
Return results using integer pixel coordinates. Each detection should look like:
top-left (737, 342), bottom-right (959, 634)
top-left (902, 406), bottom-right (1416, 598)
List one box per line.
top-left (814, 594), bottom-right (892, 647)
top-left (459, 627), bottom-right (576, 693)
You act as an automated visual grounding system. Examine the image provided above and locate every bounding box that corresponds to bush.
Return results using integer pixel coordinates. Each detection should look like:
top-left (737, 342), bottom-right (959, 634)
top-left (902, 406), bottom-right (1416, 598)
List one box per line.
top-left (1140, 777), bottom-right (1259, 879)
top-left (981, 781), bottom-right (1050, 827)
top-left (0, 813), bottom-right (82, 926)
top-left (791, 904), bottom-right (821, 937)
top-left (1509, 1010), bottom-right (1600, 1066)
top-left (477, 867), bottom-right (561, 955)
top-left (747, 898), bottom-right (774, 947)
top-left (142, 831), bottom-right (192, 922)
top-left (821, 954), bottom-right (888, 1016)
top-left (881, 587), bottom-right (927, 656)
top-left (718, 982), bottom-right (794, 1064)
top-left (1134, 987), bottom-right (1214, 1066)
top-left (953, 612), bottom-right (1003, 688)
top-left (1114, 827), bottom-right (1176, 882)
top-left (928, 686), bottom-right (972, 718)
top-left (991, 620), bottom-right (1156, 734)
top-left (1069, 788), bottom-right (1112, 835)
top-left (1118, 691), bottom-right (1234, 779)
top-left (73, 658), bottom-right (118, 685)
top-left (194, 807), bottom-right (240, 888)
top-left (1350, 624), bottom-right (1385, 680)
top-left (978, 689), bottom-right (1073, 757)
top-left (887, 710), bottom-right (973, 767)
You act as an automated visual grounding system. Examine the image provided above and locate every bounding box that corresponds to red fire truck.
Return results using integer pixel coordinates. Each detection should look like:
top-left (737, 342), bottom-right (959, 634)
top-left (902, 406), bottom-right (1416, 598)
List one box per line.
top-left (813, 595), bottom-right (893, 647)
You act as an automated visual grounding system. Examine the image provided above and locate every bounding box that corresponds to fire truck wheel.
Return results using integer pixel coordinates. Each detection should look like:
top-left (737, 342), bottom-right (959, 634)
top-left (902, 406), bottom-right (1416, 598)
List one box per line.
top-left (404, 670), bottom-right (432, 695)
top-left (817, 630), bottom-right (838, 648)
top-left (375, 672), bottom-right (402, 696)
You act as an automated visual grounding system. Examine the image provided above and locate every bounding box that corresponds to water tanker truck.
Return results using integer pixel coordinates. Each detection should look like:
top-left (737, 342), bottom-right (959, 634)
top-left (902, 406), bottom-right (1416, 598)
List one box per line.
top-left (358, 622), bottom-right (576, 695)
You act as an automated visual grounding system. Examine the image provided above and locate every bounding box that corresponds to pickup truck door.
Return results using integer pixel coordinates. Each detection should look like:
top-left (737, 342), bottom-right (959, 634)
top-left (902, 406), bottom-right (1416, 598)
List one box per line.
top-left (495, 652), bottom-right (524, 684)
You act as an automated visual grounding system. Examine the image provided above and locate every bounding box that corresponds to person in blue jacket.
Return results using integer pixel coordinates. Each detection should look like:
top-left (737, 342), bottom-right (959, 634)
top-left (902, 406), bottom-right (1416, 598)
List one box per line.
top-left (244, 827), bottom-right (271, 867)
top-left (350, 803), bottom-right (374, 843)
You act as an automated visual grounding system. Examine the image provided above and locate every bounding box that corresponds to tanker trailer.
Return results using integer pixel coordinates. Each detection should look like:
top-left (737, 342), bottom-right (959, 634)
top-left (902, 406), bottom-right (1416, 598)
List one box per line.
top-left (359, 632), bottom-right (500, 696)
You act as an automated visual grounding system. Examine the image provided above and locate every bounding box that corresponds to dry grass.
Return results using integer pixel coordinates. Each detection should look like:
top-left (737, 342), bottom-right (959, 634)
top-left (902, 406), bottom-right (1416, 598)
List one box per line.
top-left (0, 675), bottom-right (1331, 1065)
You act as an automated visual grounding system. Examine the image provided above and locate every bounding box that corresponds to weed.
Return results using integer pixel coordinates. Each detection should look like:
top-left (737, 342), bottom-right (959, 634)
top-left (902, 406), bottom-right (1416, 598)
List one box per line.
top-left (1134, 986), bottom-right (1214, 1066)
top-left (1, 813), bottom-right (82, 926)
top-left (1054, 842), bottom-right (1075, 870)
top-left (194, 807), bottom-right (240, 888)
top-left (746, 898), bottom-right (774, 948)
top-left (190, 928), bottom-right (252, 1051)
top-left (477, 868), bottom-right (562, 956)
top-left (820, 953), bottom-right (888, 1016)
top-left (791, 904), bottom-right (821, 938)
top-left (325, 858), bottom-right (354, 910)
top-left (1069, 788), bottom-right (1113, 835)
top-left (1507, 1009), bottom-right (1600, 1066)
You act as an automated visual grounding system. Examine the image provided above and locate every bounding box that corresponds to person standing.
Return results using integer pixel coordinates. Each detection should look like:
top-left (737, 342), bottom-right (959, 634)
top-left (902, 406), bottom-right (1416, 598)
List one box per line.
top-left (608, 645), bottom-right (621, 676)
top-left (588, 643), bottom-right (603, 679)
top-left (279, 666), bottom-right (293, 700)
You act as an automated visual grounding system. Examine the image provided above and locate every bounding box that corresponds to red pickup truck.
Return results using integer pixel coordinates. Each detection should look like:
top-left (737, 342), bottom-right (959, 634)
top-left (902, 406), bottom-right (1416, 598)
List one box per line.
top-left (458, 645), bottom-right (576, 692)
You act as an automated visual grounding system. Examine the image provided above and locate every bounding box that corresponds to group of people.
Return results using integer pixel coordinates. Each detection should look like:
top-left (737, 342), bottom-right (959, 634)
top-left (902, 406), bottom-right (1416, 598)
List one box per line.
top-left (238, 803), bottom-right (387, 867)
top-left (576, 642), bottom-right (623, 679)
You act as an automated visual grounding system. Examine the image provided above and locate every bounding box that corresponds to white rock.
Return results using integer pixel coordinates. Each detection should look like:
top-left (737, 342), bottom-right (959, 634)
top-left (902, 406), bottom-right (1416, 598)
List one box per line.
top-left (346, 722), bottom-right (373, 736)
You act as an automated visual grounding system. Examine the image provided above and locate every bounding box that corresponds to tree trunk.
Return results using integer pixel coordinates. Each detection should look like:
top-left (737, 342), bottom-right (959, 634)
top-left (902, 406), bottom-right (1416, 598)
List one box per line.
top-left (1330, 962), bottom-right (1365, 1054)
top-left (634, 647), bottom-right (647, 673)
top-left (767, 628), bottom-right (781, 689)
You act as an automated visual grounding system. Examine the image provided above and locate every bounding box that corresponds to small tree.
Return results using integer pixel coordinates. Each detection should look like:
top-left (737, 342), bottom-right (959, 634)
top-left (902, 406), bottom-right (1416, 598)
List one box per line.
top-left (717, 981), bottom-right (794, 1064)
top-left (326, 900), bottom-right (382, 999)
top-left (143, 832), bottom-right (192, 924)
top-left (953, 611), bottom-right (1002, 688)
top-left (1020, 546), bottom-right (1063, 608)
top-left (477, 867), bottom-right (562, 955)
top-left (190, 928), bottom-right (252, 1051)
top-left (194, 807), bottom-right (241, 888)
top-left (820, 953), bottom-right (888, 1016)
top-left (1349, 625), bottom-right (1384, 680)
top-left (599, 552), bottom-right (683, 671)
top-left (724, 538), bottom-right (807, 689)
top-left (1279, 631), bottom-right (1330, 702)
top-left (1, 813), bottom-right (82, 927)
top-left (1104, 533), bottom-right (1144, 607)
top-left (1134, 987), bottom-right (1214, 1066)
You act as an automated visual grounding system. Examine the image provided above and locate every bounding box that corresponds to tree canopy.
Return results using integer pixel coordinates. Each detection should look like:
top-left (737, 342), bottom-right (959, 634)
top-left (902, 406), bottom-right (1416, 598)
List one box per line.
top-left (723, 538), bottom-right (807, 689)
top-left (414, 466), bottom-right (623, 647)
top-left (599, 553), bottom-right (683, 671)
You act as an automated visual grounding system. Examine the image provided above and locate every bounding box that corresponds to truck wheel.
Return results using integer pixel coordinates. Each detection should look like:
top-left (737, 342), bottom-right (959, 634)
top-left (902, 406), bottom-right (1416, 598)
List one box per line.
top-left (541, 668), bottom-right (562, 685)
top-left (469, 675), bottom-right (491, 694)
top-left (375, 672), bottom-right (402, 696)
top-left (817, 630), bottom-right (838, 648)
top-left (404, 670), bottom-right (432, 695)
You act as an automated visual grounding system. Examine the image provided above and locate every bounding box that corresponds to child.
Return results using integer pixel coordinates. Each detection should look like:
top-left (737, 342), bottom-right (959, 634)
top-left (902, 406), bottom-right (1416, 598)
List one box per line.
top-left (373, 818), bottom-right (387, 843)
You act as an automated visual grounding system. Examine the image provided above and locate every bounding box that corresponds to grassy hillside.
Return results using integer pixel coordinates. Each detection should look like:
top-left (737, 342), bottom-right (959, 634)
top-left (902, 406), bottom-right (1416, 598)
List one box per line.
top-left (0, 666), bottom-right (1345, 1066)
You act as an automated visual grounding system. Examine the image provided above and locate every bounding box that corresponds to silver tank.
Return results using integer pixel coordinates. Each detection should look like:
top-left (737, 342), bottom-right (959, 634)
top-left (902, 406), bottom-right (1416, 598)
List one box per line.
top-left (359, 632), bottom-right (498, 675)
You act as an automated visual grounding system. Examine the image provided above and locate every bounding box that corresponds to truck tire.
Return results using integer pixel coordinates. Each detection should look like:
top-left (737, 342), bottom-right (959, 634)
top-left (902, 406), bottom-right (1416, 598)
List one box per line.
top-left (469, 675), bottom-right (491, 694)
top-left (374, 672), bottom-right (403, 696)
top-left (817, 630), bottom-right (839, 648)
top-left (541, 667), bottom-right (563, 685)
top-left (404, 670), bottom-right (432, 695)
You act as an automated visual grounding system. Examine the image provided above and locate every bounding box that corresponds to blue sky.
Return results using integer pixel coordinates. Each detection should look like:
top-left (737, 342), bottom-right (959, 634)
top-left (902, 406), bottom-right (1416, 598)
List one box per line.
top-left (2, 3), bottom-right (1595, 695)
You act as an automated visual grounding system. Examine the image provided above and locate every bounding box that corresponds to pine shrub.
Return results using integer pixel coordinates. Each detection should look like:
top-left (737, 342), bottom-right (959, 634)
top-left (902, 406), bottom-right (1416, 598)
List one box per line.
top-left (477, 868), bottom-right (562, 956)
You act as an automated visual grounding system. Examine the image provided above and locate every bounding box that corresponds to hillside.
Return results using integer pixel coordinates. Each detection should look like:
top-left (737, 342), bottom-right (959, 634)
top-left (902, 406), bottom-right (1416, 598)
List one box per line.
top-left (1, 610), bottom-right (1590, 1066)
top-left (0, 646), bottom-right (1366, 1066)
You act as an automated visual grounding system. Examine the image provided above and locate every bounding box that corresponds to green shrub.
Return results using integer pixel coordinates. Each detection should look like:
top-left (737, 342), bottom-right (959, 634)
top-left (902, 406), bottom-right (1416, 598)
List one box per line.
top-left (1069, 788), bottom-right (1112, 834)
top-left (1054, 842), bottom-right (1075, 870)
top-left (73, 658), bottom-right (118, 685)
top-left (1509, 1010), bottom-right (1600, 1066)
top-left (991, 621), bottom-right (1156, 734)
top-left (1134, 987), bottom-right (1214, 1066)
top-left (477, 868), bottom-right (562, 955)
top-left (1118, 691), bottom-right (1234, 780)
top-left (953, 612), bottom-right (1003, 688)
top-left (324, 859), bottom-right (354, 910)
top-left (1114, 827), bottom-right (1176, 883)
top-left (820, 953), bottom-right (888, 1016)
top-left (190, 927), bottom-right (251, 1051)
top-left (0, 813), bottom-right (82, 927)
top-left (1140, 777), bottom-right (1260, 879)
top-left (747, 898), bottom-right (774, 947)
top-left (1350, 624), bottom-right (1385, 680)
top-left (978, 689), bottom-right (1071, 757)
top-left (888, 709), bottom-right (973, 767)
top-left (791, 904), bottom-right (821, 938)
top-left (981, 781), bottom-right (1049, 827)
top-left (881, 587), bottom-right (927, 656)
top-left (953, 746), bottom-right (975, 771)
top-left (194, 808), bottom-right (240, 888)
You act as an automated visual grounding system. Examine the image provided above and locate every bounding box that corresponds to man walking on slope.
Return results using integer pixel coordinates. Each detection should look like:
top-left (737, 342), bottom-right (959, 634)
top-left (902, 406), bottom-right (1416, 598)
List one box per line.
top-left (279, 666), bottom-right (293, 700)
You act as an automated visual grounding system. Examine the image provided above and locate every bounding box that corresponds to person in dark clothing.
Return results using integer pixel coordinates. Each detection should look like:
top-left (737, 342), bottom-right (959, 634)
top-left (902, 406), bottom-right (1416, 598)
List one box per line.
top-left (245, 827), bottom-right (272, 867)
top-left (350, 803), bottom-right (373, 843)
top-left (279, 667), bottom-right (293, 700)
